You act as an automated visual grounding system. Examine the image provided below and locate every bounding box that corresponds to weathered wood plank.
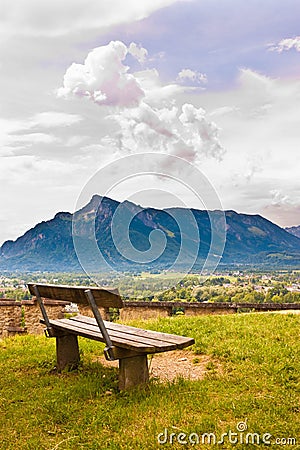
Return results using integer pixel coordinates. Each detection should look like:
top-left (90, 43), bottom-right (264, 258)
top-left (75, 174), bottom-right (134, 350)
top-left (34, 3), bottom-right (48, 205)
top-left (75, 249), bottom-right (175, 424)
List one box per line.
top-left (72, 315), bottom-right (195, 349)
top-left (65, 317), bottom-right (178, 351)
top-left (28, 283), bottom-right (123, 308)
top-left (44, 319), bottom-right (155, 353)
top-left (108, 321), bottom-right (195, 349)
top-left (49, 318), bottom-right (177, 352)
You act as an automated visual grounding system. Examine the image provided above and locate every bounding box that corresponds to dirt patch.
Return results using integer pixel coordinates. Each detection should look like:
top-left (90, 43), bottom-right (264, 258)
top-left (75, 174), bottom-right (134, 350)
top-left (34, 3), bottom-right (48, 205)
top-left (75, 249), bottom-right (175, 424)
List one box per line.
top-left (148, 350), bottom-right (216, 382)
top-left (97, 350), bottom-right (220, 383)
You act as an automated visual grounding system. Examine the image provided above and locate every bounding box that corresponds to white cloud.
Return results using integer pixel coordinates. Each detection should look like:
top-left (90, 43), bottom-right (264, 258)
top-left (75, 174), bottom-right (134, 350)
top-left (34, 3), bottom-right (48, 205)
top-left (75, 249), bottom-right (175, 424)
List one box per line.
top-left (237, 68), bottom-right (274, 113)
top-left (1, 0), bottom-right (300, 247)
top-left (58, 45), bottom-right (193, 109)
top-left (177, 68), bottom-right (207, 84)
top-left (55, 49), bottom-right (299, 228)
top-left (134, 69), bottom-right (161, 92)
top-left (0, 154), bottom-right (85, 243)
top-left (178, 104), bottom-right (224, 160)
top-left (263, 203), bottom-right (300, 227)
top-left (210, 106), bottom-right (240, 117)
top-left (0, 155), bottom-right (79, 181)
top-left (268, 36), bottom-right (300, 52)
top-left (196, 67), bottom-right (300, 224)
top-left (0, 112), bottom-right (81, 135)
top-left (57, 40), bottom-right (224, 163)
top-left (57, 41), bottom-right (145, 107)
top-left (0, 112), bottom-right (82, 156)
top-left (64, 135), bottom-right (87, 148)
top-left (9, 133), bottom-right (59, 145)
top-left (128, 42), bottom-right (148, 63)
top-left (135, 68), bottom-right (188, 107)
top-left (0, 0), bottom-right (179, 38)
top-left (263, 189), bottom-right (300, 226)
top-left (31, 112), bottom-right (82, 128)
top-left (109, 102), bottom-right (224, 162)
top-left (270, 189), bottom-right (290, 206)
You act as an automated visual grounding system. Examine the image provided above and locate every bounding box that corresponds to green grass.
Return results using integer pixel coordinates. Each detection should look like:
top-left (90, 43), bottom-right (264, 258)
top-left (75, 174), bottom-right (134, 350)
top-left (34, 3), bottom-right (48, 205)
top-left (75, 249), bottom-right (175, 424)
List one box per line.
top-left (0, 313), bottom-right (299, 449)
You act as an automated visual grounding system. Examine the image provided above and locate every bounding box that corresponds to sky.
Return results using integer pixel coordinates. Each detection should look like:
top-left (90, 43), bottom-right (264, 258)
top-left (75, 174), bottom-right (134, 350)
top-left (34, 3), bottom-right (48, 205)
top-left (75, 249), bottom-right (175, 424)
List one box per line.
top-left (1, 0), bottom-right (300, 245)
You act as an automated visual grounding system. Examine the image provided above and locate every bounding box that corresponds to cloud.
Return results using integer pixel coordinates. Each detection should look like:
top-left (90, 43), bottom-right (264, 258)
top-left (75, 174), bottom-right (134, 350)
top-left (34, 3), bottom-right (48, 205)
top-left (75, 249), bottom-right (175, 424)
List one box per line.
top-left (177, 68), bottom-right (207, 84)
top-left (0, 0), bottom-right (179, 38)
top-left (178, 104), bottom-right (224, 159)
top-left (194, 65), bottom-right (300, 223)
top-left (0, 155), bottom-right (79, 181)
top-left (0, 112), bottom-right (83, 156)
top-left (264, 197), bottom-right (300, 227)
top-left (109, 102), bottom-right (224, 162)
top-left (31, 112), bottom-right (82, 128)
top-left (57, 40), bottom-right (225, 163)
top-left (234, 67), bottom-right (300, 132)
top-left (57, 41), bottom-right (145, 107)
top-left (238, 68), bottom-right (273, 107)
top-left (134, 68), bottom-right (188, 107)
top-left (58, 42), bottom-right (194, 109)
top-left (268, 36), bottom-right (300, 52)
top-left (270, 189), bottom-right (290, 206)
top-left (9, 133), bottom-right (59, 145)
top-left (0, 112), bottom-right (82, 135)
top-left (110, 102), bottom-right (176, 151)
top-left (0, 153), bottom-right (85, 243)
top-left (128, 42), bottom-right (148, 63)
top-left (210, 106), bottom-right (240, 117)
top-left (216, 68), bottom-right (286, 119)
top-left (2, 0), bottom-right (300, 246)
top-left (244, 159), bottom-right (263, 183)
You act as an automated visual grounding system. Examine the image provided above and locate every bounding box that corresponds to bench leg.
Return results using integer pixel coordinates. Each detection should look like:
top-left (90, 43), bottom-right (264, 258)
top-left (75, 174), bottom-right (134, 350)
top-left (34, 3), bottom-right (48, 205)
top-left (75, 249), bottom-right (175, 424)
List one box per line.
top-left (56, 334), bottom-right (80, 371)
top-left (119, 355), bottom-right (149, 390)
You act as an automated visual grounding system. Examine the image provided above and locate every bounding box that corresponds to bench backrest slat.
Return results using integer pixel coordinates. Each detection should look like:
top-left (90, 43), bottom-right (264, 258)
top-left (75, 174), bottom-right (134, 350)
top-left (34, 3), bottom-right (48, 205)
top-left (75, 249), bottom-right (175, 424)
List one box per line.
top-left (27, 283), bottom-right (123, 308)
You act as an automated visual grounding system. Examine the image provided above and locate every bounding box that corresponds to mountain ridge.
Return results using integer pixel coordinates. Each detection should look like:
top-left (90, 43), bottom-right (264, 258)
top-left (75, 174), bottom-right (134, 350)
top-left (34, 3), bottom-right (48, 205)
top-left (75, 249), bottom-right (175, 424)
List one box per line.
top-left (1, 196), bottom-right (299, 271)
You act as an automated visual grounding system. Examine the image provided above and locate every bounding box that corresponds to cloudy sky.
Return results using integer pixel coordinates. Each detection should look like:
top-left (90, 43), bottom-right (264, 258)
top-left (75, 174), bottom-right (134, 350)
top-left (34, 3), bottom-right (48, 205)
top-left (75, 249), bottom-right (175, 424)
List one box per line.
top-left (1, 0), bottom-right (300, 245)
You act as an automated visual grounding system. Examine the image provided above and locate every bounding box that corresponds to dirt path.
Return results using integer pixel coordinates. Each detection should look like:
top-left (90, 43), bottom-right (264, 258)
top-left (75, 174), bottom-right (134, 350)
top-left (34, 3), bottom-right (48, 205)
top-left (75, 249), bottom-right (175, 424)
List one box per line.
top-left (98, 349), bottom-right (220, 383)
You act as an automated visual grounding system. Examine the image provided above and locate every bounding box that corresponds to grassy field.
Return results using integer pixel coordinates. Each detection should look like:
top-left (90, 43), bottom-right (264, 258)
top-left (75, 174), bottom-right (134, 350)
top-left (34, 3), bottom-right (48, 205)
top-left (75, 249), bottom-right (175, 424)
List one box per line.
top-left (0, 313), bottom-right (299, 449)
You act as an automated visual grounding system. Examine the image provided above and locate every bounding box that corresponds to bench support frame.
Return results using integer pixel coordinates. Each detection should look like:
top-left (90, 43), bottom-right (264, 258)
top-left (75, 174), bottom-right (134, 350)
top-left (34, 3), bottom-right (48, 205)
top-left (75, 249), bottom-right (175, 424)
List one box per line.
top-left (54, 328), bottom-right (149, 389)
top-left (32, 284), bottom-right (55, 337)
top-left (119, 354), bottom-right (149, 390)
top-left (56, 333), bottom-right (80, 371)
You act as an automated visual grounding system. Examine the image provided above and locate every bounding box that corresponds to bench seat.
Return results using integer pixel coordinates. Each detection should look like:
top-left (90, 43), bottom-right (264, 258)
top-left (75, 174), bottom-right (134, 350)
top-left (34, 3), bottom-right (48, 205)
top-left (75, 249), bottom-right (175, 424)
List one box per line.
top-left (44, 315), bottom-right (193, 353)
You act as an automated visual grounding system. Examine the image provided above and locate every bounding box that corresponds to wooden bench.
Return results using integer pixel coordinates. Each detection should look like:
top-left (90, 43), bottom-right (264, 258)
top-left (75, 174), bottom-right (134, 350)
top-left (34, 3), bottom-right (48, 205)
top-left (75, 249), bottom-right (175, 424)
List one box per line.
top-left (27, 283), bottom-right (195, 390)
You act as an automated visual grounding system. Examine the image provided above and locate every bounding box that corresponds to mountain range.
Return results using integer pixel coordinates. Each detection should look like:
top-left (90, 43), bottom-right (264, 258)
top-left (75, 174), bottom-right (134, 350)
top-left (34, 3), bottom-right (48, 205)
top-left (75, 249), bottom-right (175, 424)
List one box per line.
top-left (0, 195), bottom-right (300, 272)
top-left (285, 225), bottom-right (300, 239)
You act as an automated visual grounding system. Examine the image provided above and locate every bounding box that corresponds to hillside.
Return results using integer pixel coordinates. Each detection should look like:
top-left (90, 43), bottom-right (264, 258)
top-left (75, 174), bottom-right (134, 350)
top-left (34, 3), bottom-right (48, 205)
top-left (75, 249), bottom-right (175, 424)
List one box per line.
top-left (0, 195), bottom-right (300, 271)
top-left (1, 314), bottom-right (299, 449)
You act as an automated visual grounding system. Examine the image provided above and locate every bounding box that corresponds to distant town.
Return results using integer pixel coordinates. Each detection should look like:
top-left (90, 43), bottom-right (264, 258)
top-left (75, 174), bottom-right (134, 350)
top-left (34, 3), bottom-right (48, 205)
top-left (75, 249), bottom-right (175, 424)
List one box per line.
top-left (1, 270), bottom-right (299, 304)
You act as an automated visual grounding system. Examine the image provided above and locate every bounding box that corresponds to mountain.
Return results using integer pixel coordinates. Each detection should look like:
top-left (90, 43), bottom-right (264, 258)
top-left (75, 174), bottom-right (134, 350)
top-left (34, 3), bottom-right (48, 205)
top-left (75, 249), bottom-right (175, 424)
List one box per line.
top-left (285, 225), bottom-right (300, 239)
top-left (1, 195), bottom-right (300, 272)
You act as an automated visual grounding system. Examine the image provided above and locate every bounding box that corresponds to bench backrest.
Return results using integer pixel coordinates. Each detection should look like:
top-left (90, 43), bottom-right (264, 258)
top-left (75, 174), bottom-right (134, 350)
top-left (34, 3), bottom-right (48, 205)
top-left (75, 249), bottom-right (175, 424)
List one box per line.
top-left (27, 283), bottom-right (123, 308)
